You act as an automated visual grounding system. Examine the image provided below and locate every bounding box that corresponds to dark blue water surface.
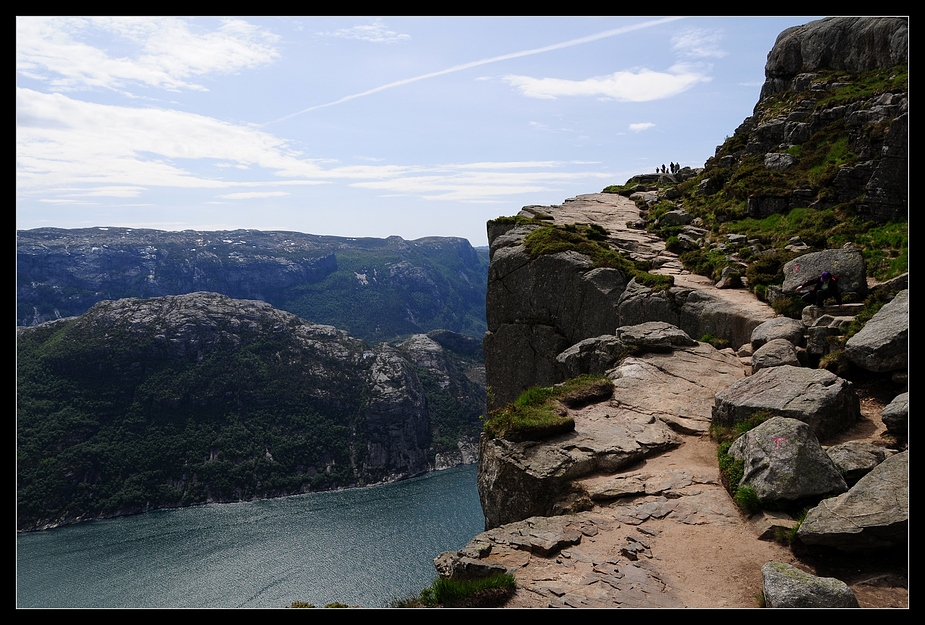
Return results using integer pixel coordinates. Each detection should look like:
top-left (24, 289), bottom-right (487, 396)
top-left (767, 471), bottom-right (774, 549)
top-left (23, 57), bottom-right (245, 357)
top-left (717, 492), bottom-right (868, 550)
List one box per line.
top-left (17, 464), bottom-right (484, 608)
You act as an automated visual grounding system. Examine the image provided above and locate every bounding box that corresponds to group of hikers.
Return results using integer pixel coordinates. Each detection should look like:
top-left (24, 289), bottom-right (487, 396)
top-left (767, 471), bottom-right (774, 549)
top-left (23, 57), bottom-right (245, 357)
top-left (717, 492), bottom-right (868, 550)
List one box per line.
top-left (657, 162), bottom-right (682, 174)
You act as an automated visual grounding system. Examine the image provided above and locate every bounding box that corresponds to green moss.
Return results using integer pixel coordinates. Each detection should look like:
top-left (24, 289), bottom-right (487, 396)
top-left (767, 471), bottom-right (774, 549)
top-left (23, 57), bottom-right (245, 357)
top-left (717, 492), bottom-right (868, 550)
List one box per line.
top-left (523, 225), bottom-right (673, 290)
top-left (711, 412), bottom-right (775, 514)
top-left (602, 182), bottom-right (639, 196)
top-left (699, 333), bottom-right (730, 350)
top-left (483, 374), bottom-right (613, 441)
top-left (734, 485), bottom-right (762, 515)
top-left (488, 215), bottom-right (538, 227)
top-left (431, 573), bottom-right (516, 607)
top-left (392, 572), bottom-right (516, 608)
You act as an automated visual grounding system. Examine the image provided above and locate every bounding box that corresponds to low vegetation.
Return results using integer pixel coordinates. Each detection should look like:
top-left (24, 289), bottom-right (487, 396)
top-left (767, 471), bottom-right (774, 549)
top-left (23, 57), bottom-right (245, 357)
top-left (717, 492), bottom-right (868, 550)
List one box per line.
top-left (710, 412), bottom-right (774, 515)
top-left (390, 572), bottom-right (516, 608)
top-left (16, 304), bottom-right (484, 531)
top-left (482, 374), bottom-right (614, 441)
top-left (523, 224), bottom-right (673, 290)
top-left (603, 64), bottom-right (907, 295)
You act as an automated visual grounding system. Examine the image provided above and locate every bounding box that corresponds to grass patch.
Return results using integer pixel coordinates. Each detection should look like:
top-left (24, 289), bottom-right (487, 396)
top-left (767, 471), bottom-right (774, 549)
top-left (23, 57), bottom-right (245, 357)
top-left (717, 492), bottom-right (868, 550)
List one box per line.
top-left (391, 573), bottom-right (516, 608)
top-left (733, 485), bottom-right (762, 515)
top-left (847, 221), bottom-right (908, 281)
top-left (487, 215), bottom-right (542, 227)
top-left (711, 412), bottom-right (774, 514)
top-left (523, 225), bottom-right (673, 290)
top-left (602, 182), bottom-right (641, 196)
top-left (483, 374), bottom-right (614, 441)
top-left (699, 333), bottom-right (730, 350)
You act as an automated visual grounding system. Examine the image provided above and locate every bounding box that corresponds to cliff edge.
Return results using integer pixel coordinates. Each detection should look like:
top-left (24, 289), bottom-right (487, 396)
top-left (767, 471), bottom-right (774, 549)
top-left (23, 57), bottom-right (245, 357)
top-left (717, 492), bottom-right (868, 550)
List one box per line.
top-left (444, 16), bottom-right (907, 608)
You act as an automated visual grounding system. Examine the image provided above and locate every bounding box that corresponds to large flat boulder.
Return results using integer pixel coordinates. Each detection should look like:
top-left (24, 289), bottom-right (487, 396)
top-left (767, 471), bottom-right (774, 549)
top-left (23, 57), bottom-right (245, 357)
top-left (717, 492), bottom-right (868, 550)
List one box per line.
top-left (712, 365), bottom-right (860, 441)
top-left (477, 408), bottom-right (679, 530)
top-left (608, 341), bottom-right (745, 436)
top-left (782, 246), bottom-right (868, 302)
top-left (479, 333), bottom-right (743, 529)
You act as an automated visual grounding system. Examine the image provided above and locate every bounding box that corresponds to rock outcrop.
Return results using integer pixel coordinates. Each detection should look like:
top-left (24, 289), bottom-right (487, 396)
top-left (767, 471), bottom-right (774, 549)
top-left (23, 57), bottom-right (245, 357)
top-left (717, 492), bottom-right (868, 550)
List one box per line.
top-left (705, 17), bottom-right (909, 225)
top-left (845, 289), bottom-right (908, 373)
top-left (448, 15), bottom-right (908, 608)
top-left (479, 323), bottom-right (744, 529)
top-left (484, 194), bottom-right (776, 408)
top-left (796, 450), bottom-right (908, 552)
top-left (761, 17), bottom-right (908, 97)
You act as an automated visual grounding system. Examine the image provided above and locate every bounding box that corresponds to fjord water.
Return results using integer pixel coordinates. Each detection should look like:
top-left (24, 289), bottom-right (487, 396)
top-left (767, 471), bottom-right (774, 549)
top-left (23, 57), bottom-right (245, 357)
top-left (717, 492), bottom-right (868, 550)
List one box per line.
top-left (17, 464), bottom-right (483, 608)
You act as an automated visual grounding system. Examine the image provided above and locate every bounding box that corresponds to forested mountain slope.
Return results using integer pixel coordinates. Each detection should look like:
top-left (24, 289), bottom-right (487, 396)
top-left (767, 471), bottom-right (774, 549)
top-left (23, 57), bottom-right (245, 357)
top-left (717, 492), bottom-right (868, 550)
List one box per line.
top-left (17, 292), bottom-right (485, 531)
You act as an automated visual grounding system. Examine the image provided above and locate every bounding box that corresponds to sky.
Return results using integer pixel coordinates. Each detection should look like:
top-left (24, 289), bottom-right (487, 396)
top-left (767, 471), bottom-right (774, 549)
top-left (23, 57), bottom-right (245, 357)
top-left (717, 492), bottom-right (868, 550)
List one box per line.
top-left (16, 16), bottom-right (824, 247)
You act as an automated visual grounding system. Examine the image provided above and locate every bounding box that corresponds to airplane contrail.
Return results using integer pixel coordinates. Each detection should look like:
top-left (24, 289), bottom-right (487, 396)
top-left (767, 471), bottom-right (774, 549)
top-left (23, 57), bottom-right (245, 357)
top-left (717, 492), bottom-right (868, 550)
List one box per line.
top-left (263, 16), bottom-right (687, 126)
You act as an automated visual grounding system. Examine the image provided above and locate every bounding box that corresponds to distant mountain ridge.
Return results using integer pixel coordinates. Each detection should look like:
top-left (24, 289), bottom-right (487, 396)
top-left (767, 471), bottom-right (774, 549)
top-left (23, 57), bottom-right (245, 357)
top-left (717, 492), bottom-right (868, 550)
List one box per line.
top-left (17, 227), bottom-right (489, 344)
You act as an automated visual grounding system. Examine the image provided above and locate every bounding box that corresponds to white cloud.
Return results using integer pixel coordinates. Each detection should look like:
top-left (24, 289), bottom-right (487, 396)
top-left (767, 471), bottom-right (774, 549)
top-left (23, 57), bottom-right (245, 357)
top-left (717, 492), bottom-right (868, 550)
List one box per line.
top-left (268, 16), bottom-right (687, 124)
top-left (671, 27), bottom-right (726, 59)
top-left (316, 19), bottom-right (410, 43)
top-left (351, 168), bottom-right (612, 203)
top-left (629, 122), bottom-right (655, 132)
top-left (81, 186), bottom-right (147, 197)
top-left (16, 16), bottom-right (280, 93)
top-left (16, 87), bottom-right (318, 196)
top-left (220, 191), bottom-right (291, 200)
top-left (16, 86), bottom-right (616, 208)
top-left (503, 68), bottom-right (711, 102)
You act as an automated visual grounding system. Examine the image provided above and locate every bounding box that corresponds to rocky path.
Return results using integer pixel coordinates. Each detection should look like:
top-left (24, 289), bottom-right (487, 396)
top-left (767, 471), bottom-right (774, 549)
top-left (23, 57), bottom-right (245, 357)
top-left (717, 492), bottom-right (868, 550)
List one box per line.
top-left (522, 192), bottom-right (774, 319)
top-left (448, 193), bottom-right (908, 608)
top-left (453, 384), bottom-right (905, 608)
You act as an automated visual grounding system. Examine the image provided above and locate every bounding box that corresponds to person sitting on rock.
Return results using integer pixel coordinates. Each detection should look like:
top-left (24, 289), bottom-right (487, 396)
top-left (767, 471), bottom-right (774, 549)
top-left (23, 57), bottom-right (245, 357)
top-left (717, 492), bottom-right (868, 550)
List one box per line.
top-left (797, 270), bottom-right (842, 306)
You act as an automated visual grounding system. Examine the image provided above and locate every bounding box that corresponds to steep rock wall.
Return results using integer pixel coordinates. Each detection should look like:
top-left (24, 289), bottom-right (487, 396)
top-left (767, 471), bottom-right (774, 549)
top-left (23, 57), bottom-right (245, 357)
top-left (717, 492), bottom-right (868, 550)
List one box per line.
top-left (483, 211), bottom-right (775, 408)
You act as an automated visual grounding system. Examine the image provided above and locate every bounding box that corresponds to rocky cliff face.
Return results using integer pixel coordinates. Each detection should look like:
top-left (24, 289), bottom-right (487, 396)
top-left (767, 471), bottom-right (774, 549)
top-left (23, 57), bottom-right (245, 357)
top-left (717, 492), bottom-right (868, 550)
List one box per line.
top-left (462, 17), bottom-right (907, 607)
top-left (719, 16), bottom-right (907, 223)
top-left (17, 227), bottom-right (489, 344)
top-left (483, 16), bottom-right (907, 411)
top-left (761, 17), bottom-right (908, 96)
top-left (483, 194), bottom-right (776, 408)
top-left (17, 292), bottom-right (485, 531)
